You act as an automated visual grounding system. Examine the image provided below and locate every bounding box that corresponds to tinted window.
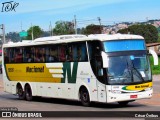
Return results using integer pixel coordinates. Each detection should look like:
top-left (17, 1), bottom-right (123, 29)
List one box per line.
top-left (4, 42), bottom-right (88, 64)
top-left (103, 39), bottom-right (146, 52)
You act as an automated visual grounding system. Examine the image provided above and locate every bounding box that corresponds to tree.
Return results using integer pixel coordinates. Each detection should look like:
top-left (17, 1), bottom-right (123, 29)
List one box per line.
top-left (82, 24), bottom-right (101, 35)
top-left (27, 26), bottom-right (43, 40)
top-left (6, 32), bottom-right (20, 42)
top-left (53, 21), bottom-right (74, 35)
top-left (118, 24), bottom-right (158, 43)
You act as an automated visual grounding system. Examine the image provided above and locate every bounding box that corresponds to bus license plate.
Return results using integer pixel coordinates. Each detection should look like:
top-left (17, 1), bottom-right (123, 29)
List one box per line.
top-left (130, 95), bottom-right (137, 98)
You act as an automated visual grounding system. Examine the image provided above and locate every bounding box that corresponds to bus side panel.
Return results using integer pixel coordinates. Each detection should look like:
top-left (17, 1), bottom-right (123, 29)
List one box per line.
top-left (75, 62), bottom-right (98, 102)
top-left (2, 62), bottom-right (99, 102)
top-left (2, 68), bottom-right (13, 93)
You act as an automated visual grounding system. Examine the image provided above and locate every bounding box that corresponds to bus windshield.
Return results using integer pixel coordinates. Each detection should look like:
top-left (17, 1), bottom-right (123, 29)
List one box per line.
top-left (107, 54), bottom-right (151, 85)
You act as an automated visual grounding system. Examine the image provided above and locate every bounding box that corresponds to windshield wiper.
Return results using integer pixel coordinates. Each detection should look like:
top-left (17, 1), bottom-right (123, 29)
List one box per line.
top-left (131, 67), bottom-right (145, 82)
top-left (124, 58), bottom-right (145, 83)
top-left (130, 60), bottom-right (145, 82)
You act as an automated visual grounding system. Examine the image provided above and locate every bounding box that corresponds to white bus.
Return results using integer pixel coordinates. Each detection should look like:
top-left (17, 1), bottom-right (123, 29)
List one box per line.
top-left (2, 34), bottom-right (158, 106)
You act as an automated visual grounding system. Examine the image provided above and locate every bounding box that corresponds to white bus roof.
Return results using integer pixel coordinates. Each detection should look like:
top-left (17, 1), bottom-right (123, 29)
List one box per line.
top-left (3, 35), bottom-right (91, 47)
top-left (88, 34), bottom-right (144, 41)
top-left (3, 34), bottom-right (144, 48)
top-left (34, 34), bottom-right (87, 42)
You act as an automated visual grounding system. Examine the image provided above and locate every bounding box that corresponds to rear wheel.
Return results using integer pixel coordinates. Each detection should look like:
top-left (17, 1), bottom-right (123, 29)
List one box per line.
top-left (17, 85), bottom-right (25, 100)
top-left (25, 85), bottom-right (33, 101)
top-left (80, 88), bottom-right (90, 107)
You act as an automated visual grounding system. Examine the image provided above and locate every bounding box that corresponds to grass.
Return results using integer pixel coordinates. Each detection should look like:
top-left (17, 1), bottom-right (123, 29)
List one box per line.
top-left (150, 56), bottom-right (160, 75)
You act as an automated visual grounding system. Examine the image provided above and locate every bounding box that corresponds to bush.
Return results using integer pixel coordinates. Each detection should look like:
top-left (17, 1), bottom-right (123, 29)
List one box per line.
top-left (150, 56), bottom-right (160, 74)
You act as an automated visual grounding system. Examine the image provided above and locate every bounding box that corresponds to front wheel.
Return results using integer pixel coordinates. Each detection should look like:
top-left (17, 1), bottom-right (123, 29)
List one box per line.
top-left (25, 85), bottom-right (33, 101)
top-left (80, 88), bottom-right (90, 107)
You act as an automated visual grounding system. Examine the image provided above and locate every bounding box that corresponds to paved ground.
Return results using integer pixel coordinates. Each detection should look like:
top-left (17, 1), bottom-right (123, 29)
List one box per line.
top-left (153, 75), bottom-right (160, 81)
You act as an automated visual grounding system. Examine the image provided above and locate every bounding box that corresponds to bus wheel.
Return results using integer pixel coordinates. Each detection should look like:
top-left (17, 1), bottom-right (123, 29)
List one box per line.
top-left (80, 88), bottom-right (90, 107)
top-left (118, 101), bottom-right (129, 106)
top-left (25, 85), bottom-right (33, 101)
top-left (17, 85), bottom-right (25, 100)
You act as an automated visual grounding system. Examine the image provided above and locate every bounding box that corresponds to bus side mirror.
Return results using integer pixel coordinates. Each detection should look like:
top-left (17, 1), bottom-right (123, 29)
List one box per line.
top-left (101, 51), bottom-right (109, 68)
top-left (149, 49), bottom-right (158, 65)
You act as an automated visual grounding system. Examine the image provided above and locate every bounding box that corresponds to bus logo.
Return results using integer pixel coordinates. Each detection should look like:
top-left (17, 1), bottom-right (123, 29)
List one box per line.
top-left (61, 62), bottom-right (78, 83)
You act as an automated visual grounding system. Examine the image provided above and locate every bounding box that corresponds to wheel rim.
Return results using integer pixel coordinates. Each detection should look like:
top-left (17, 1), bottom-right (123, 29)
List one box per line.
top-left (26, 88), bottom-right (31, 98)
top-left (18, 88), bottom-right (23, 96)
top-left (25, 86), bottom-right (32, 100)
top-left (82, 92), bottom-right (88, 102)
top-left (81, 89), bottom-right (89, 103)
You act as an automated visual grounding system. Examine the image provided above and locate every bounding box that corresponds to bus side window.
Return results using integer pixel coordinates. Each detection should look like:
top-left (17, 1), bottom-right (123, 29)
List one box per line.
top-left (45, 47), bottom-right (50, 62)
top-left (34, 47), bottom-right (40, 62)
top-left (88, 41), bottom-right (102, 60)
top-left (49, 47), bottom-right (58, 62)
top-left (66, 44), bottom-right (73, 62)
top-left (72, 45), bottom-right (77, 61)
top-left (39, 47), bottom-right (45, 62)
top-left (72, 42), bottom-right (88, 62)
top-left (23, 47), bottom-right (34, 63)
top-left (58, 45), bottom-right (66, 62)
top-left (10, 48), bottom-right (15, 63)
top-left (4, 48), bottom-right (9, 63)
top-left (80, 43), bottom-right (88, 61)
top-left (15, 48), bottom-right (23, 63)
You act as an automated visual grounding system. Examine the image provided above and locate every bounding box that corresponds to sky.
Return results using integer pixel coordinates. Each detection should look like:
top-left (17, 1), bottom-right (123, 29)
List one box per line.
top-left (0, 0), bottom-right (160, 33)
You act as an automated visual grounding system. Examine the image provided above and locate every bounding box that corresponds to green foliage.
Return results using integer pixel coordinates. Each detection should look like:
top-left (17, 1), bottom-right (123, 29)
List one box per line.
top-left (150, 56), bottom-right (160, 75)
top-left (118, 24), bottom-right (158, 43)
top-left (157, 27), bottom-right (160, 33)
top-left (27, 26), bottom-right (43, 40)
top-left (53, 21), bottom-right (74, 35)
top-left (6, 32), bottom-right (20, 42)
top-left (82, 24), bottom-right (101, 35)
top-left (158, 36), bottom-right (160, 42)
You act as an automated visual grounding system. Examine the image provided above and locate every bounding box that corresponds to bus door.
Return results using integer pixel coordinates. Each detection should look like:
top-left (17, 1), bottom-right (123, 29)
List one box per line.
top-left (88, 41), bottom-right (107, 102)
top-left (95, 56), bottom-right (107, 102)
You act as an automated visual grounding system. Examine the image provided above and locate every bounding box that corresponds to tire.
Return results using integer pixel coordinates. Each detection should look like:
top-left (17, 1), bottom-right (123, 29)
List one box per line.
top-left (25, 85), bottom-right (33, 101)
top-left (17, 85), bottom-right (25, 100)
top-left (118, 101), bottom-right (129, 106)
top-left (80, 88), bottom-right (90, 107)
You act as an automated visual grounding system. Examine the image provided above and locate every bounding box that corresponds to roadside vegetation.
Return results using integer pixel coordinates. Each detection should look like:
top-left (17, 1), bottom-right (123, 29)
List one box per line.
top-left (150, 56), bottom-right (160, 74)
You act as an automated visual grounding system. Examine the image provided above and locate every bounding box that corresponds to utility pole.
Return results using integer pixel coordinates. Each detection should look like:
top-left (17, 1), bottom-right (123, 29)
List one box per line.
top-left (1, 24), bottom-right (6, 44)
top-left (31, 23), bottom-right (34, 40)
top-left (74, 15), bottom-right (77, 34)
top-left (49, 21), bottom-right (53, 36)
top-left (98, 17), bottom-right (102, 33)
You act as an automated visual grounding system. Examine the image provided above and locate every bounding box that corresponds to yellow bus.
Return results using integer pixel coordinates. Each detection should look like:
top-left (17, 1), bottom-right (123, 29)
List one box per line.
top-left (2, 34), bottom-right (158, 106)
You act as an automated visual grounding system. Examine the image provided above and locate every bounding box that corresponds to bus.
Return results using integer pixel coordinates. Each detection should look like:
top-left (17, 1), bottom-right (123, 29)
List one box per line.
top-left (2, 34), bottom-right (158, 106)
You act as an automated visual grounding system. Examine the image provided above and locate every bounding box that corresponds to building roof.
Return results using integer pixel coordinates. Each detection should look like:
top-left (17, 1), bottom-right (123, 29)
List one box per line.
top-left (146, 42), bottom-right (160, 47)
